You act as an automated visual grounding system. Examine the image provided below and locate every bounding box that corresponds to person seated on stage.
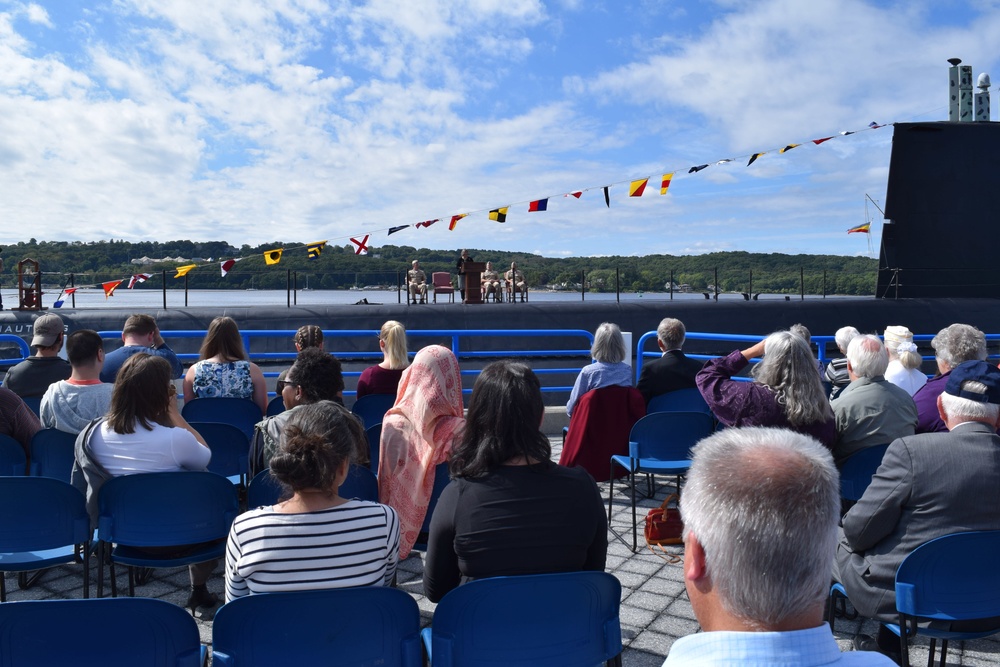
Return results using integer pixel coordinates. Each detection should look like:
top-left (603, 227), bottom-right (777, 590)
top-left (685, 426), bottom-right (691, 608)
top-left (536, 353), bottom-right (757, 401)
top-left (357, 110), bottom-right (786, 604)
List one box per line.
top-left (407, 260), bottom-right (428, 305)
top-left (100, 314), bottom-right (183, 383)
top-left (636, 317), bottom-right (703, 406)
top-left (825, 325), bottom-right (860, 400)
top-left (566, 322), bottom-right (633, 417)
top-left (226, 400), bottom-right (400, 601)
top-left (504, 261), bottom-right (526, 302)
top-left (183, 316), bottom-right (268, 415)
top-left (357, 320), bottom-right (409, 399)
top-left (913, 323), bottom-right (986, 433)
top-left (697, 331), bottom-right (836, 448)
top-left (40, 330), bottom-right (113, 435)
top-left (662, 427), bottom-right (891, 666)
top-left (882, 325), bottom-right (926, 397)
top-left (3, 313), bottom-right (70, 399)
top-left (830, 335), bottom-right (917, 464)
top-left (455, 249), bottom-right (473, 301)
top-left (835, 360), bottom-right (1000, 663)
top-left (423, 360), bottom-right (607, 603)
top-left (480, 261), bottom-right (501, 302)
top-left (249, 347), bottom-right (349, 477)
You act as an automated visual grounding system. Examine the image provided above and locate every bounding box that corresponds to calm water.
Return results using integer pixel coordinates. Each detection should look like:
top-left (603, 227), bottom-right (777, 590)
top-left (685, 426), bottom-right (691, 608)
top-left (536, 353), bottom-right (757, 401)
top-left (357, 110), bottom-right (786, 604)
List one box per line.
top-left (43, 288), bottom-right (853, 310)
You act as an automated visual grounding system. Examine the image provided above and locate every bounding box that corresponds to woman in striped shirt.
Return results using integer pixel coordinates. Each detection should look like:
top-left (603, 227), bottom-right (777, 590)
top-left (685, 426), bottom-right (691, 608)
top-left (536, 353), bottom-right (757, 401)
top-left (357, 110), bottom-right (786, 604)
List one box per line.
top-left (225, 401), bottom-right (399, 601)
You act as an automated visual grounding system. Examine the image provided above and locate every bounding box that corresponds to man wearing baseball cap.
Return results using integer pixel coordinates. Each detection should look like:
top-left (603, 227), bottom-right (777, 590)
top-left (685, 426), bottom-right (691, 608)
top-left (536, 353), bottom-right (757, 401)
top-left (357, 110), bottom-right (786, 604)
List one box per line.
top-left (2, 313), bottom-right (70, 399)
top-left (835, 359), bottom-right (1000, 661)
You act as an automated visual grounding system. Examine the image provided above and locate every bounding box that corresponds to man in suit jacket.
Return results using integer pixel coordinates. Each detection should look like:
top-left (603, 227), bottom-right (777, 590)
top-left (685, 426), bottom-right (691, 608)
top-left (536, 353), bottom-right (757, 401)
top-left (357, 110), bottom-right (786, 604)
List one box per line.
top-left (636, 318), bottom-right (703, 405)
top-left (835, 360), bottom-right (1000, 658)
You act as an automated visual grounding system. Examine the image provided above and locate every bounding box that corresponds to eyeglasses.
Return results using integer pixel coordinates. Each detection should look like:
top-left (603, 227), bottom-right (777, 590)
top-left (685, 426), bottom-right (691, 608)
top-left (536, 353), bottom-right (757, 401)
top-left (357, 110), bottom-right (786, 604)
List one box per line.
top-left (277, 380), bottom-right (298, 392)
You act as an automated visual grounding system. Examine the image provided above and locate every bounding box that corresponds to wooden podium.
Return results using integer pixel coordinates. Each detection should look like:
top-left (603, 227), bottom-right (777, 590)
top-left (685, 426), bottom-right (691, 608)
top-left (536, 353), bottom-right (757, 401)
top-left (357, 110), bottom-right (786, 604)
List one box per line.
top-left (462, 261), bottom-right (485, 304)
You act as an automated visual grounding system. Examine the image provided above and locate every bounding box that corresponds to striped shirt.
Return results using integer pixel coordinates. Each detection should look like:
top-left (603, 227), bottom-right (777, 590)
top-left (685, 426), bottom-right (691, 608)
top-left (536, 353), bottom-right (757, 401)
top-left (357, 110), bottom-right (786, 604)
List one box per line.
top-left (225, 500), bottom-right (400, 601)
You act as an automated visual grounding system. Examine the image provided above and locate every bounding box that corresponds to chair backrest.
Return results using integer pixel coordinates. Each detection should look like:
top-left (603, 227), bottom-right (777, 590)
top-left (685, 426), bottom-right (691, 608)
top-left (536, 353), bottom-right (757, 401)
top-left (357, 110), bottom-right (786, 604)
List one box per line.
top-left (187, 422), bottom-right (249, 481)
top-left (20, 396), bottom-right (42, 418)
top-left (0, 597), bottom-right (203, 666)
top-left (212, 587), bottom-right (421, 667)
top-left (265, 395), bottom-right (285, 416)
top-left (432, 272), bottom-right (453, 289)
top-left (247, 465), bottom-right (379, 508)
top-left (412, 462), bottom-right (451, 552)
top-left (0, 433), bottom-right (27, 476)
top-left (366, 422), bottom-right (382, 472)
top-left (351, 393), bottom-right (396, 430)
top-left (0, 477), bottom-right (90, 553)
top-left (839, 444), bottom-right (890, 501)
top-left (646, 388), bottom-right (711, 415)
top-left (247, 469), bottom-right (284, 508)
top-left (628, 411), bottom-right (715, 461)
top-left (29, 428), bottom-right (77, 483)
top-left (181, 397), bottom-right (262, 441)
top-left (97, 471), bottom-right (239, 547)
top-left (428, 571), bottom-right (622, 667)
top-left (895, 530), bottom-right (1000, 623)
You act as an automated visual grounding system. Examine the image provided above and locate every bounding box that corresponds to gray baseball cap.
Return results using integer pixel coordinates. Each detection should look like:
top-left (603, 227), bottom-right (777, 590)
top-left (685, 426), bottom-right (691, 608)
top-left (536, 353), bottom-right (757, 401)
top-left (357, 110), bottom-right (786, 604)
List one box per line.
top-left (31, 314), bottom-right (64, 347)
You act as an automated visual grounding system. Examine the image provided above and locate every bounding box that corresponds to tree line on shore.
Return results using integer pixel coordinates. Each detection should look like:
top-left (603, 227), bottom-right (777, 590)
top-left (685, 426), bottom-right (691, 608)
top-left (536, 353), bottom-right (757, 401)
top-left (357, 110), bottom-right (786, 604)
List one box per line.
top-left (9, 238), bottom-right (878, 296)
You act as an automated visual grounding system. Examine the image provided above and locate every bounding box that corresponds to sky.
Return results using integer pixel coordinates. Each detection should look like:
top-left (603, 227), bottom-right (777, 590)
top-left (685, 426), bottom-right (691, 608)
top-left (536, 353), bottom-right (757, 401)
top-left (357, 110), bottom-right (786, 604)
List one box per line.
top-left (1, 0), bottom-right (998, 259)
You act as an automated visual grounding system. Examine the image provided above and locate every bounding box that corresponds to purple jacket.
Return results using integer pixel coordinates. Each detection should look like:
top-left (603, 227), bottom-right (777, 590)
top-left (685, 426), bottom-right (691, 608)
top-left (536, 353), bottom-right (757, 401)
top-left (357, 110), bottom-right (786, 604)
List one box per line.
top-left (913, 372), bottom-right (949, 434)
top-left (696, 349), bottom-right (836, 448)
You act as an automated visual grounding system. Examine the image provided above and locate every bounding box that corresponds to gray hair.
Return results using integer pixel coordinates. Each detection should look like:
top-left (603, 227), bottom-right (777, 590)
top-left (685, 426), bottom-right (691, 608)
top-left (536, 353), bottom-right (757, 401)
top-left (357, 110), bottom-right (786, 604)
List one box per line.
top-left (680, 427), bottom-right (840, 629)
top-left (835, 326), bottom-right (861, 354)
top-left (753, 331), bottom-right (833, 427)
top-left (789, 323), bottom-right (811, 346)
top-left (591, 322), bottom-right (627, 364)
top-left (932, 324), bottom-right (987, 369)
top-left (940, 381), bottom-right (1000, 423)
top-left (656, 318), bottom-right (686, 350)
top-left (846, 334), bottom-right (888, 379)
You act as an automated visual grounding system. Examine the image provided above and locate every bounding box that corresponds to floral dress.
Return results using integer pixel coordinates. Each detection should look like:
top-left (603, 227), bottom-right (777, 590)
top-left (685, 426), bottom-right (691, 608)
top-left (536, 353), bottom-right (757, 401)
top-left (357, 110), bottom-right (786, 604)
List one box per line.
top-left (190, 360), bottom-right (254, 400)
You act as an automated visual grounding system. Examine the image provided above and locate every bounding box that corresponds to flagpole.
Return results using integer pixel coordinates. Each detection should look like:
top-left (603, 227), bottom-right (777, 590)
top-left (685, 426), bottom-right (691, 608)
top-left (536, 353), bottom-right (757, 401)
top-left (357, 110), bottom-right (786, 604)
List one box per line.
top-left (161, 270), bottom-right (167, 309)
top-left (70, 274), bottom-right (76, 308)
top-left (184, 274), bottom-right (189, 307)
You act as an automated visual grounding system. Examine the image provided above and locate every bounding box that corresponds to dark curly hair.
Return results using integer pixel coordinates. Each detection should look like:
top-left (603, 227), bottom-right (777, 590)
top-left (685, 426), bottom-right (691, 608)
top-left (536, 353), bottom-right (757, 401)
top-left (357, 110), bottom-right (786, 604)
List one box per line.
top-left (288, 347), bottom-right (344, 402)
top-left (270, 401), bottom-right (366, 492)
top-left (449, 360), bottom-right (551, 479)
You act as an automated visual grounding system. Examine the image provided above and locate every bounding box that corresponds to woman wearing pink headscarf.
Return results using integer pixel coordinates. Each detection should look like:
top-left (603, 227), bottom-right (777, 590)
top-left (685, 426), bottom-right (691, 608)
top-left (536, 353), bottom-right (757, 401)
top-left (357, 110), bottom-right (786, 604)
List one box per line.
top-left (378, 345), bottom-right (464, 558)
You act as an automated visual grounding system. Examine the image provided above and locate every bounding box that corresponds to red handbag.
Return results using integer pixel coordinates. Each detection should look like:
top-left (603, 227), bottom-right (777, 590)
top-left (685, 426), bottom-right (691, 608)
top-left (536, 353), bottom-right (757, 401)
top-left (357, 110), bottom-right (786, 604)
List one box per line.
top-left (644, 493), bottom-right (684, 546)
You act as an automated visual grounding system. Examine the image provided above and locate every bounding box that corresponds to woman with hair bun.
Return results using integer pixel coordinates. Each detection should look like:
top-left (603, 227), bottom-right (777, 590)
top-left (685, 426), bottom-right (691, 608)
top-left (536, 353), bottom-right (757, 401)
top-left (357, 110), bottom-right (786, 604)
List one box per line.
top-left (356, 320), bottom-right (409, 398)
top-left (883, 325), bottom-right (927, 396)
top-left (423, 360), bottom-right (607, 602)
top-left (226, 401), bottom-right (399, 601)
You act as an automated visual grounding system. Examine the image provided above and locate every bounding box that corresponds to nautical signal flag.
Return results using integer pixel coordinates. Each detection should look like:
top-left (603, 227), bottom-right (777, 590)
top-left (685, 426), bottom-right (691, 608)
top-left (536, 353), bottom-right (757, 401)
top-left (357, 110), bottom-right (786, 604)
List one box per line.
top-left (566, 191), bottom-right (583, 199)
top-left (779, 144), bottom-right (800, 153)
top-left (448, 214), bottom-right (468, 231)
top-left (603, 187), bottom-right (610, 208)
top-left (307, 241), bottom-right (327, 260)
top-left (127, 273), bottom-right (151, 289)
top-left (415, 219), bottom-right (439, 229)
top-left (220, 259), bottom-right (237, 276)
top-left (689, 164), bottom-right (709, 173)
top-left (812, 136), bottom-right (834, 145)
top-left (489, 207), bottom-right (508, 223)
top-left (174, 264), bottom-right (196, 278)
top-left (263, 249), bottom-right (283, 265)
top-left (528, 199), bottom-right (547, 212)
top-left (102, 279), bottom-right (123, 298)
top-left (747, 152), bottom-right (765, 166)
top-left (350, 235), bottom-right (370, 255)
top-left (660, 173), bottom-right (673, 195)
top-left (847, 223), bottom-right (871, 234)
top-left (629, 178), bottom-right (648, 197)
top-left (388, 226), bottom-right (409, 235)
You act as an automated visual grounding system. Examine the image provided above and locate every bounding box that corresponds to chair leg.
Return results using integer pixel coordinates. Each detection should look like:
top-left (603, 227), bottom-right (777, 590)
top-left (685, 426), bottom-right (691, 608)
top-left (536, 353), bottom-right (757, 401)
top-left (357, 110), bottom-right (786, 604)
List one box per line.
top-left (607, 467), bottom-right (615, 525)
top-left (82, 545), bottom-right (90, 599)
top-left (629, 470), bottom-right (638, 552)
top-left (128, 566), bottom-right (136, 597)
top-left (935, 639), bottom-right (945, 667)
top-left (109, 558), bottom-right (118, 598)
top-left (0, 572), bottom-right (6, 602)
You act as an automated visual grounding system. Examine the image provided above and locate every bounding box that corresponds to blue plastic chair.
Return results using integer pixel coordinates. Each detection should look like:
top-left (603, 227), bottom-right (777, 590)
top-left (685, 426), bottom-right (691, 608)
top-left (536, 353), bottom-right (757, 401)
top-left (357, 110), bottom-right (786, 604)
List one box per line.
top-left (646, 388), bottom-right (711, 415)
top-left (410, 462), bottom-right (450, 553)
top-left (0, 434), bottom-right (27, 477)
top-left (19, 396), bottom-right (41, 418)
top-left (0, 597), bottom-right (204, 666)
top-left (366, 422), bottom-right (382, 473)
top-left (351, 393), bottom-right (396, 430)
top-left (188, 421), bottom-right (249, 487)
top-left (422, 571), bottom-right (623, 667)
top-left (181, 397), bottom-right (262, 441)
top-left (839, 443), bottom-right (890, 502)
top-left (96, 471), bottom-right (239, 598)
top-left (0, 477), bottom-right (91, 601)
top-left (247, 469), bottom-right (284, 508)
top-left (246, 464), bottom-right (379, 508)
top-left (265, 394), bottom-right (285, 416)
top-left (608, 411), bottom-right (714, 552)
top-left (213, 587), bottom-right (421, 666)
top-left (29, 428), bottom-right (77, 483)
top-left (887, 531), bottom-right (1000, 667)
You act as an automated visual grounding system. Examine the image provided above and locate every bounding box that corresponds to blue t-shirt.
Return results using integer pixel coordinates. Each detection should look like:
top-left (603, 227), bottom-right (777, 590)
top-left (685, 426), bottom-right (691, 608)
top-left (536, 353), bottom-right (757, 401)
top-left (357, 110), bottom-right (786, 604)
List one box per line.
top-left (100, 344), bottom-right (184, 383)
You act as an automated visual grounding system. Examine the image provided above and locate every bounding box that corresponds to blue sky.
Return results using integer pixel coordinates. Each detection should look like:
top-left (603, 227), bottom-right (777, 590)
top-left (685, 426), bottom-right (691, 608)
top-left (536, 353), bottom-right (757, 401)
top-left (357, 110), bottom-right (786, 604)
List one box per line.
top-left (1, 0), bottom-right (997, 258)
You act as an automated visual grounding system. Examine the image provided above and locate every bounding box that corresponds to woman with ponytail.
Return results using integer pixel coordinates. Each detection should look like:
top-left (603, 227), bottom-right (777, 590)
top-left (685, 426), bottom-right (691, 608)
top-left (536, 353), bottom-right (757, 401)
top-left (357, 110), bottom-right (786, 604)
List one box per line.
top-left (883, 325), bottom-right (927, 397)
top-left (225, 401), bottom-right (399, 600)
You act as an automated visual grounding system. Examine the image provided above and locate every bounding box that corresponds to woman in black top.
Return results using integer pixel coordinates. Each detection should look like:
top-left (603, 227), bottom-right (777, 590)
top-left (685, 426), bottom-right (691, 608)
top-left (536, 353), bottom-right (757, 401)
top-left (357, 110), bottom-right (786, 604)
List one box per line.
top-left (455, 249), bottom-right (472, 301)
top-left (423, 360), bottom-right (607, 602)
